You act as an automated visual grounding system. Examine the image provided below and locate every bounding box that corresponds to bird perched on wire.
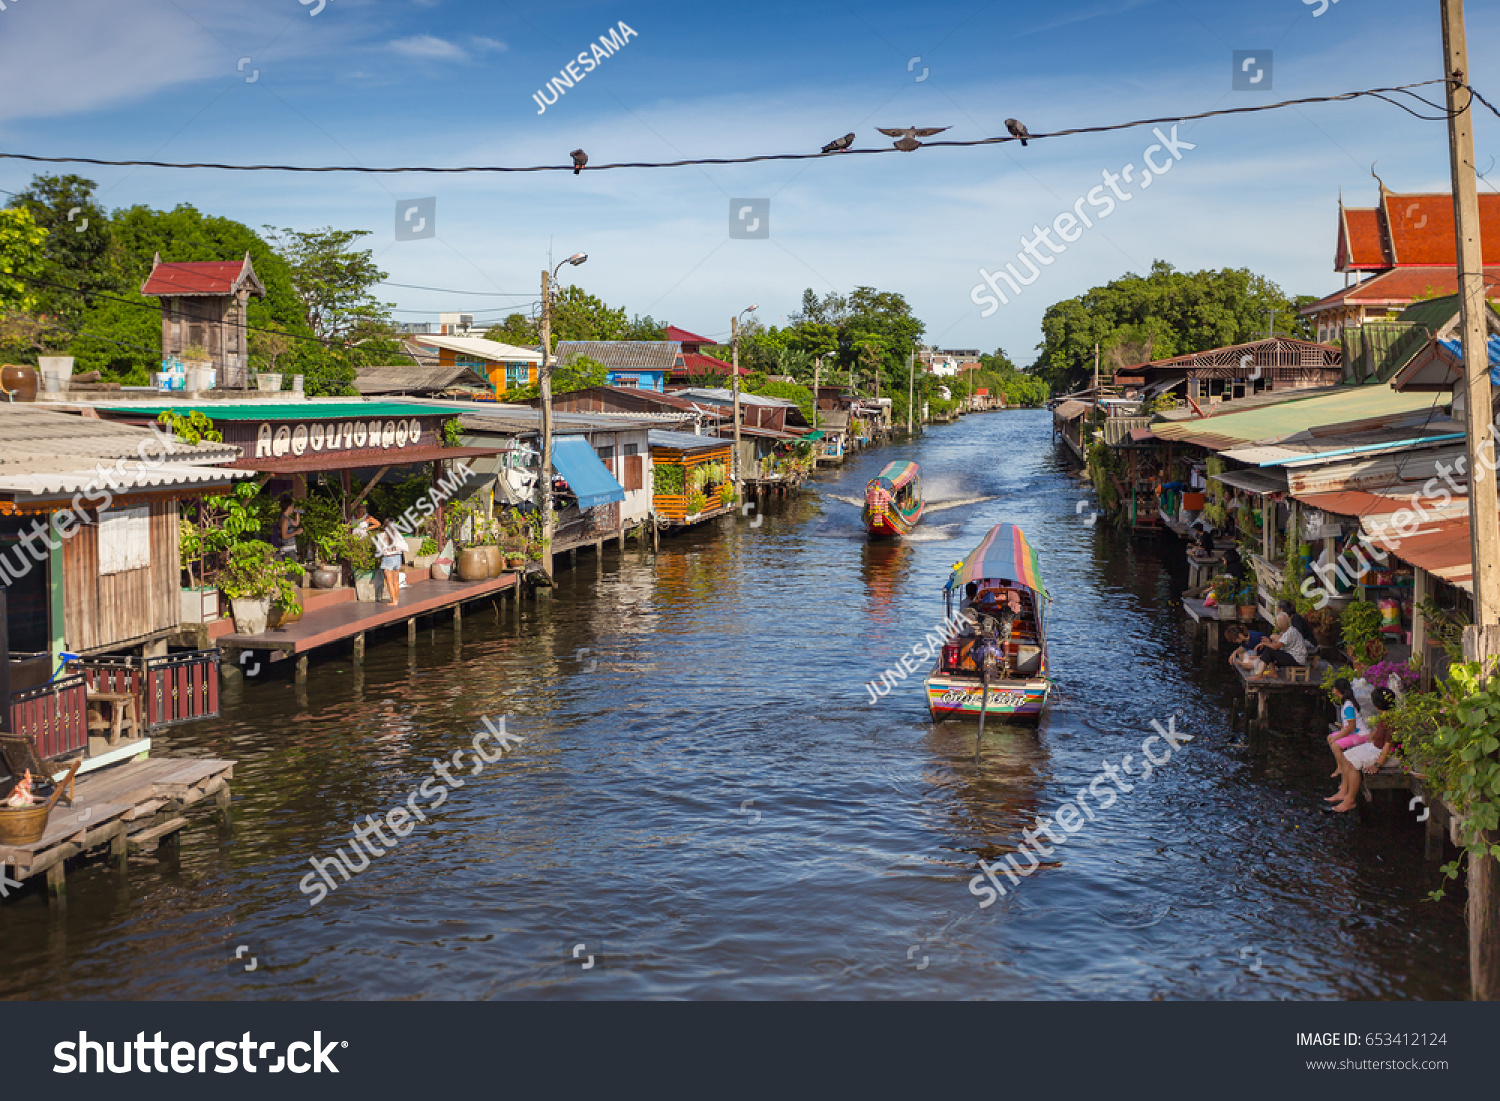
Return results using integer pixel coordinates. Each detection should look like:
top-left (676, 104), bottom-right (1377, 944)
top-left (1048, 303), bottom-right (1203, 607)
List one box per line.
top-left (570, 149), bottom-right (588, 175)
top-left (877, 126), bottom-right (949, 152)
top-left (1004, 119), bottom-right (1031, 147)
top-left (821, 132), bottom-right (855, 154)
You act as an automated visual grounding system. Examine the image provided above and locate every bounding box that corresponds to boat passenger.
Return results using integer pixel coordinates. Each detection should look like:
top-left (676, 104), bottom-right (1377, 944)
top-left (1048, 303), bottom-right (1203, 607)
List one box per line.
top-left (1253, 611), bottom-right (1309, 678)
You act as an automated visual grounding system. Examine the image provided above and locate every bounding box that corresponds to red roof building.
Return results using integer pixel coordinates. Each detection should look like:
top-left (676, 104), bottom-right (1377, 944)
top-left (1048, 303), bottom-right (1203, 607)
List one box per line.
top-left (1305, 187), bottom-right (1500, 343)
top-left (665, 323), bottom-right (748, 380)
top-left (139, 253), bottom-right (266, 389)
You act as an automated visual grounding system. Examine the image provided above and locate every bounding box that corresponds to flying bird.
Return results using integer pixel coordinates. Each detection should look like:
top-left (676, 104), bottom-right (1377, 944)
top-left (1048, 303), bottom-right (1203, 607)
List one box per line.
top-left (570, 148), bottom-right (588, 175)
top-left (877, 126), bottom-right (949, 152)
top-left (821, 132), bottom-right (855, 154)
top-left (1004, 119), bottom-right (1031, 147)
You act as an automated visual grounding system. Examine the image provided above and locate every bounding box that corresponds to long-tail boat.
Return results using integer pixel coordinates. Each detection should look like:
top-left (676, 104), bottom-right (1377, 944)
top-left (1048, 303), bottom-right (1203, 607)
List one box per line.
top-left (924, 523), bottom-right (1051, 720)
top-left (862, 460), bottom-right (924, 537)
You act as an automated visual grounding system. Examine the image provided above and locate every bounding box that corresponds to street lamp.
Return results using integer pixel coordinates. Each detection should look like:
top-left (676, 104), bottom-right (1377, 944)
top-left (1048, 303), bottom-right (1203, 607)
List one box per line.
top-left (731, 304), bottom-right (757, 491)
top-left (539, 251), bottom-right (588, 578)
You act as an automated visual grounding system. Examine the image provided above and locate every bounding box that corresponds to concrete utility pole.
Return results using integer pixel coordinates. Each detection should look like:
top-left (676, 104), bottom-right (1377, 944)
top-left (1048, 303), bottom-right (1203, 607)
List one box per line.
top-left (907, 346), bottom-right (915, 434)
top-left (539, 267), bottom-right (553, 578)
top-left (539, 252), bottom-right (588, 579)
top-left (813, 356), bottom-right (821, 431)
top-left (730, 306), bottom-right (756, 490)
top-left (1441, 0), bottom-right (1500, 1003)
top-left (1093, 342), bottom-right (1100, 396)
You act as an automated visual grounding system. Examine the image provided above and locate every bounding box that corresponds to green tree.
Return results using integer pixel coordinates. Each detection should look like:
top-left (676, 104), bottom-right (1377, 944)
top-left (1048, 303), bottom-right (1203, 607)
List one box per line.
top-left (503, 353), bottom-right (608, 402)
top-left (0, 207), bottom-right (48, 314)
top-left (4, 174), bottom-right (116, 328)
top-left (263, 226), bottom-right (391, 342)
top-left (485, 312), bottom-right (537, 346)
top-left (1033, 260), bottom-right (1312, 389)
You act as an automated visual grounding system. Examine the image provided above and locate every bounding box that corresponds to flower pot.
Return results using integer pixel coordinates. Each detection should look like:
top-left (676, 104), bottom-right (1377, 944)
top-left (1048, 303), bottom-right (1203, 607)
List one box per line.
top-left (456, 547), bottom-right (489, 581)
top-left (38, 355), bottom-right (74, 393)
top-left (430, 560), bottom-right (452, 580)
top-left (255, 372), bottom-right (283, 393)
top-left (413, 554), bottom-right (438, 570)
top-left (353, 569), bottom-right (378, 602)
top-left (267, 603), bottom-right (303, 629)
top-left (230, 596), bottom-right (271, 635)
top-left (1215, 603), bottom-right (1237, 621)
top-left (180, 586), bottom-right (220, 623)
top-left (1237, 605), bottom-right (1257, 622)
top-left (506, 554), bottom-right (526, 569)
top-left (1, 364), bottom-right (38, 402)
top-left (309, 565), bottom-right (340, 589)
top-left (481, 546), bottom-right (502, 576)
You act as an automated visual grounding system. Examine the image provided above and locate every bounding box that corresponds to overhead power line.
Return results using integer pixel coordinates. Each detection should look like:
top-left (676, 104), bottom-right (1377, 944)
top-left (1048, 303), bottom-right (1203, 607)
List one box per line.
top-left (0, 80), bottom-right (1457, 175)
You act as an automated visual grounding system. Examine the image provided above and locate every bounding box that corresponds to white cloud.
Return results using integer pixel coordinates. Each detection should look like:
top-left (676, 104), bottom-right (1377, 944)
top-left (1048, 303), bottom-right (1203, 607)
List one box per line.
top-left (469, 36), bottom-right (508, 53)
top-left (387, 35), bottom-right (469, 61)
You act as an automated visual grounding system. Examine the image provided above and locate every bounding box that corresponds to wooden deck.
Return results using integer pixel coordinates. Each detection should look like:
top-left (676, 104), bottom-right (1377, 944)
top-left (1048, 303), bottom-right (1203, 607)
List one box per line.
top-left (1183, 593), bottom-right (1242, 651)
top-left (219, 573), bottom-right (519, 655)
top-left (1235, 658), bottom-right (1332, 728)
top-left (0, 756), bottom-right (233, 900)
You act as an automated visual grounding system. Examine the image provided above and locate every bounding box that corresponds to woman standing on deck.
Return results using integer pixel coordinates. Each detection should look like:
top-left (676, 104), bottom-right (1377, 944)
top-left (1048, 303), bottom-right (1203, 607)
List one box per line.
top-left (371, 517), bottom-right (406, 608)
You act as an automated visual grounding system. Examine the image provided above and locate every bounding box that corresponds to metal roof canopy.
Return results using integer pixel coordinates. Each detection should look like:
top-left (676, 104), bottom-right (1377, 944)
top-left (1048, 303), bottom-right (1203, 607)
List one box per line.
top-left (96, 401), bottom-right (449, 421)
top-left (1210, 467), bottom-right (1289, 495)
top-left (1148, 385), bottom-right (1437, 451)
top-left (230, 443), bottom-right (505, 474)
top-left (551, 436), bottom-right (625, 509)
top-left (649, 429), bottom-right (730, 453)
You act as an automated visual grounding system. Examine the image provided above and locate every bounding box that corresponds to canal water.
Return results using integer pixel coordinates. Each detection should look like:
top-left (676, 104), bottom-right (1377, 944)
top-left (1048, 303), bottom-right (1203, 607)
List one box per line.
top-left (0, 410), bottom-right (1468, 999)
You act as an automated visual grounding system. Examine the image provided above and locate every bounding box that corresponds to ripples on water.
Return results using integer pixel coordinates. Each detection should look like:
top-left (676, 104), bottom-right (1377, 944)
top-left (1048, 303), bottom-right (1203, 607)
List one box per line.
top-left (0, 410), bottom-right (1468, 1000)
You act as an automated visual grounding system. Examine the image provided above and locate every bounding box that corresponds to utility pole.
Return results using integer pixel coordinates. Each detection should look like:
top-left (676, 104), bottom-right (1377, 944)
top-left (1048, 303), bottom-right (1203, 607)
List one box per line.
top-left (731, 313), bottom-right (741, 491)
top-left (537, 252), bottom-right (587, 581)
top-left (813, 356), bottom-right (821, 431)
top-left (1442, 0), bottom-right (1500, 1003)
top-left (539, 267), bottom-right (554, 579)
top-left (1092, 342), bottom-right (1100, 396)
top-left (907, 346), bottom-right (915, 434)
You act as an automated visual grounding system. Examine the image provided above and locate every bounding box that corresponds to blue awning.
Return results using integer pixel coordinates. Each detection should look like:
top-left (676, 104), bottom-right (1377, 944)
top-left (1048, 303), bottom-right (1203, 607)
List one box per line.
top-left (552, 435), bottom-right (625, 509)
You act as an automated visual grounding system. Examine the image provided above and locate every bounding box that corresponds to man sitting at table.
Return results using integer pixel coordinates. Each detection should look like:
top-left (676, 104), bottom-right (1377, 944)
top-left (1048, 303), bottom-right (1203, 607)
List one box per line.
top-left (1253, 611), bottom-right (1310, 678)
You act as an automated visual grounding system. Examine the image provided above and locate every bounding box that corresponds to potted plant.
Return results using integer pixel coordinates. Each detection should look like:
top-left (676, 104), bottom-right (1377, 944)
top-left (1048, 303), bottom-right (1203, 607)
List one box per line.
top-left (267, 568), bottom-right (306, 629)
top-left (685, 489), bottom-right (709, 519)
top-left (1236, 583), bottom-right (1258, 623)
top-left (1340, 599), bottom-right (1384, 665)
top-left (341, 526), bottom-right (380, 600)
top-left (181, 343), bottom-right (213, 391)
top-left (220, 541), bottom-right (304, 634)
top-left (1208, 575), bottom-right (1239, 619)
top-left (413, 535), bottom-right (440, 570)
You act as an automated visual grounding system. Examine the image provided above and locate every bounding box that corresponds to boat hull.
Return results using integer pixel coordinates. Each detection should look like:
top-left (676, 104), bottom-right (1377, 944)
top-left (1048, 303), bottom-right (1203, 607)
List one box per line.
top-left (924, 670), bottom-right (1050, 719)
top-left (863, 500), bottom-right (923, 537)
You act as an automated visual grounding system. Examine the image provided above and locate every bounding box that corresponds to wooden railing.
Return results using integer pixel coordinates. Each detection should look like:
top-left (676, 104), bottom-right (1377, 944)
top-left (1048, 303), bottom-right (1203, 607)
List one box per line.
top-left (8, 674), bottom-right (90, 761)
top-left (141, 650), bottom-right (220, 730)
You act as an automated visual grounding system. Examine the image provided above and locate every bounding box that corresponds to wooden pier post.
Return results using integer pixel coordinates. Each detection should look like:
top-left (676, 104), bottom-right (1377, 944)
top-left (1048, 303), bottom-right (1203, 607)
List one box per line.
top-left (46, 862), bottom-right (65, 906)
top-left (295, 654), bottom-right (308, 684)
top-left (111, 826), bottom-right (128, 871)
top-left (215, 784), bottom-right (233, 832)
top-left (220, 646), bottom-right (243, 685)
top-left (352, 632), bottom-right (366, 665)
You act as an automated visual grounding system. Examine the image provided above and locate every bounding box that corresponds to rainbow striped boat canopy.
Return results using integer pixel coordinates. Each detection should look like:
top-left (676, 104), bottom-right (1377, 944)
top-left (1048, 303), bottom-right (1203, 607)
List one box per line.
top-left (871, 460), bottom-right (920, 493)
top-left (946, 523), bottom-right (1047, 599)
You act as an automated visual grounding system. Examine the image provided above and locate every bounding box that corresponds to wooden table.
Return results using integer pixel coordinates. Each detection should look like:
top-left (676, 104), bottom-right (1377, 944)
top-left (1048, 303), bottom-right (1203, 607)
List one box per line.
top-left (86, 691), bottom-right (138, 746)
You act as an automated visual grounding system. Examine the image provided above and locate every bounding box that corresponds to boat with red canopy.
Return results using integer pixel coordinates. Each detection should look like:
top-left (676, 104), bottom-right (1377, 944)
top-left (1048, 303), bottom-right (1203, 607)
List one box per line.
top-left (862, 460), bottom-right (924, 537)
top-left (924, 523), bottom-right (1051, 719)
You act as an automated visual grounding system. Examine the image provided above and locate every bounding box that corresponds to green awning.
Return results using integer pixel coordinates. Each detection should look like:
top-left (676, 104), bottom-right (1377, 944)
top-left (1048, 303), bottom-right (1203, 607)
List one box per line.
top-left (93, 401), bottom-right (447, 420)
top-left (801, 430), bottom-right (825, 441)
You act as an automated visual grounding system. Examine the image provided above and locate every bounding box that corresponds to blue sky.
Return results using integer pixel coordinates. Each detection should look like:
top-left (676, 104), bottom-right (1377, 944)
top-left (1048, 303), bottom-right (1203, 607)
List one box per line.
top-left (0, 0), bottom-right (1493, 361)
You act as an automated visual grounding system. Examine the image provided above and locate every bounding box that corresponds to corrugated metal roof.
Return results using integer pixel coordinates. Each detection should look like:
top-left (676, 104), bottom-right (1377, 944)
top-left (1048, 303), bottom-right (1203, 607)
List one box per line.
top-left (1220, 417), bottom-right (1462, 466)
top-left (676, 387), bottom-right (795, 408)
top-left (354, 366), bottom-right (488, 394)
top-left (649, 429), bottom-right (731, 453)
top-left (1153, 384), bottom-right (1347, 421)
top-left (460, 408), bottom-right (668, 436)
top-left (554, 340), bottom-right (682, 369)
top-left (1102, 416), bottom-right (1153, 446)
top-left (1148, 385), bottom-right (1436, 451)
top-left (95, 400), bottom-right (448, 421)
top-left (1053, 400), bottom-right (1090, 421)
top-left (1286, 444), bottom-right (1467, 497)
top-left (0, 461), bottom-right (250, 498)
top-left (0, 404), bottom-right (241, 467)
top-left (412, 334), bottom-right (543, 363)
top-left (1211, 468), bottom-right (1288, 495)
